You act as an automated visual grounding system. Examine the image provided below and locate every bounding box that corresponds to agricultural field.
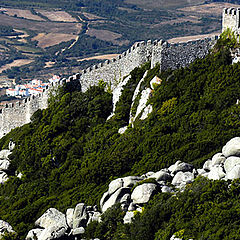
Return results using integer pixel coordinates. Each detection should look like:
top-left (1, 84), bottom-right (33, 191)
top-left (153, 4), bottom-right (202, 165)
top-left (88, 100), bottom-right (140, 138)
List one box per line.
top-left (0, 0), bottom-right (237, 83)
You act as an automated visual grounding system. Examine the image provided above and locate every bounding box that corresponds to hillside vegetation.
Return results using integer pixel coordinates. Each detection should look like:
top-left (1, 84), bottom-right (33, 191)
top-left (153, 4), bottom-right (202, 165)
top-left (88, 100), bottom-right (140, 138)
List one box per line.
top-left (1, 37), bottom-right (240, 239)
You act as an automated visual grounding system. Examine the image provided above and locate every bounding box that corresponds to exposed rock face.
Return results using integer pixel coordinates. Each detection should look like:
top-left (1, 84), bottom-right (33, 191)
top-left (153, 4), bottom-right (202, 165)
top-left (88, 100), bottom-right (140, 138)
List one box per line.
top-left (169, 161), bottom-right (194, 174)
top-left (73, 203), bottom-right (88, 229)
top-left (107, 75), bottom-right (131, 120)
top-left (35, 208), bottom-right (68, 240)
top-left (172, 171), bottom-right (194, 186)
top-left (0, 220), bottom-right (15, 236)
top-left (0, 160), bottom-right (10, 171)
top-left (222, 137), bottom-right (240, 157)
top-left (0, 171), bottom-right (8, 184)
top-left (208, 166), bottom-right (225, 180)
top-left (102, 187), bottom-right (131, 212)
top-left (26, 229), bottom-right (44, 240)
top-left (131, 183), bottom-right (157, 204)
top-left (0, 150), bottom-right (11, 160)
top-left (66, 208), bottom-right (74, 228)
top-left (133, 88), bottom-right (152, 123)
top-left (140, 104), bottom-right (153, 120)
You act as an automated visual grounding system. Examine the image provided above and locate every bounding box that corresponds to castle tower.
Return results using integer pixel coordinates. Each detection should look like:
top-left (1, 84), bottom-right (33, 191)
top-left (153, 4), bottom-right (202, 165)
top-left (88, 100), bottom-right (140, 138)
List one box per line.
top-left (222, 8), bottom-right (240, 34)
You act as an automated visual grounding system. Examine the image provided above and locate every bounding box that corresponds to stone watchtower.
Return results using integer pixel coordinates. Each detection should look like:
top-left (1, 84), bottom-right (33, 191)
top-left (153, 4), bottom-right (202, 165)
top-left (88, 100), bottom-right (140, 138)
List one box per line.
top-left (222, 8), bottom-right (240, 33)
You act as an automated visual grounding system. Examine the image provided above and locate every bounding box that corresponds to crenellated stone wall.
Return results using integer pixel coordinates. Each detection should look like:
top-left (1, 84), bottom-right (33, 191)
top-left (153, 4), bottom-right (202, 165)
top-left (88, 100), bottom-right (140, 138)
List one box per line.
top-left (79, 40), bottom-right (153, 92)
top-left (80, 36), bottom-right (219, 91)
top-left (0, 74), bottom-right (80, 139)
top-left (0, 35), bottom-right (219, 139)
top-left (222, 8), bottom-right (240, 33)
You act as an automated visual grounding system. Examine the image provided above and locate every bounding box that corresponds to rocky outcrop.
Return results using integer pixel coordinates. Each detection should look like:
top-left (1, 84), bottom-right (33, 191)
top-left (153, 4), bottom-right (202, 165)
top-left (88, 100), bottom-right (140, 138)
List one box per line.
top-left (26, 137), bottom-right (240, 239)
top-left (27, 203), bottom-right (101, 239)
top-left (33, 208), bottom-right (68, 240)
top-left (131, 183), bottom-right (157, 204)
top-left (0, 142), bottom-right (15, 184)
top-left (0, 220), bottom-right (15, 236)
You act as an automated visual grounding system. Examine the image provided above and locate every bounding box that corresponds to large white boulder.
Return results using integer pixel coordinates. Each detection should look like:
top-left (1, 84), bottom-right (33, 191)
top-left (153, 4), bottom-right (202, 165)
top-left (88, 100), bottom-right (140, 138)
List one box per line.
top-left (108, 178), bottom-right (124, 195)
top-left (224, 156), bottom-right (240, 173)
top-left (0, 150), bottom-right (11, 160)
top-left (212, 153), bottom-right (226, 166)
top-left (150, 170), bottom-right (172, 181)
top-left (66, 208), bottom-right (74, 228)
top-left (226, 165), bottom-right (240, 180)
top-left (203, 160), bottom-right (213, 171)
top-left (172, 171), bottom-right (194, 186)
top-left (87, 212), bottom-right (101, 225)
top-left (102, 187), bottom-right (131, 212)
top-left (35, 208), bottom-right (68, 240)
top-left (169, 161), bottom-right (193, 174)
top-left (35, 208), bottom-right (68, 229)
top-left (131, 183), bottom-right (157, 204)
top-left (100, 192), bottom-right (109, 210)
top-left (0, 171), bottom-right (8, 184)
top-left (36, 226), bottom-right (66, 240)
top-left (73, 203), bottom-right (88, 229)
top-left (26, 228), bottom-right (43, 240)
top-left (123, 211), bottom-right (135, 224)
top-left (0, 220), bottom-right (15, 236)
top-left (108, 176), bottom-right (143, 196)
top-left (208, 166), bottom-right (225, 180)
top-left (0, 160), bottom-right (10, 171)
top-left (222, 137), bottom-right (240, 157)
top-left (140, 104), bottom-right (153, 120)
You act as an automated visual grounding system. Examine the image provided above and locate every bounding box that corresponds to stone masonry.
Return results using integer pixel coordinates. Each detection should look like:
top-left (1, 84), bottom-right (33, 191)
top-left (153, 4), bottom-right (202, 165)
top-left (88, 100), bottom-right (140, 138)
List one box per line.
top-left (2, 7), bottom-right (236, 138)
top-left (0, 75), bottom-right (80, 139)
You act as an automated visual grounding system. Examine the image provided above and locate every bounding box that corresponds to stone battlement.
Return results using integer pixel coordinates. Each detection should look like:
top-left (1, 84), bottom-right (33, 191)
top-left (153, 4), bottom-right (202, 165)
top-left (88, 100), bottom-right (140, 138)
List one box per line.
top-left (0, 74), bottom-right (80, 138)
top-left (222, 7), bottom-right (240, 33)
top-left (0, 10), bottom-right (227, 139)
top-left (79, 35), bottom-right (219, 91)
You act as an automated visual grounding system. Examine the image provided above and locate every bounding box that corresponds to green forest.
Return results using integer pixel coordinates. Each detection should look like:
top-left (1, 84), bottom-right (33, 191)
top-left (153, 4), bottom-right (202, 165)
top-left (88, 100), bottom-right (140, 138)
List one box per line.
top-left (1, 36), bottom-right (240, 239)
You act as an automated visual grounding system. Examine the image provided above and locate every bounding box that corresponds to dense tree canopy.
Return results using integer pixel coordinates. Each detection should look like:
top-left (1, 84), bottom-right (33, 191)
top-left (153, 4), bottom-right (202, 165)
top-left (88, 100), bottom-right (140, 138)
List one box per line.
top-left (1, 40), bottom-right (240, 239)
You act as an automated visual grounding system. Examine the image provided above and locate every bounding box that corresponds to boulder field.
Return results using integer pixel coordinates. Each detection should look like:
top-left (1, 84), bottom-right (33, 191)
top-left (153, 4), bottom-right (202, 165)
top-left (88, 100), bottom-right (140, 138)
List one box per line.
top-left (2, 137), bottom-right (240, 239)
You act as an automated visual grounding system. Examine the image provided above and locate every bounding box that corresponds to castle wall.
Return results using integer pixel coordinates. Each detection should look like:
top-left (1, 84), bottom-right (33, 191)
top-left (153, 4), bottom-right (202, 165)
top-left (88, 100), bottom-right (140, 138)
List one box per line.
top-left (80, 40), bottom-right (153, 92)
top-left (0, 76), bottom-right (78, 139)
top-left (0, 93), bottom-right (48, 138)
top-left (153, 36), bottom-right (218, 71)
top-left (222, 8), bottom-right (240, 33)
top-left (0, 33), bottom-right (219, 138)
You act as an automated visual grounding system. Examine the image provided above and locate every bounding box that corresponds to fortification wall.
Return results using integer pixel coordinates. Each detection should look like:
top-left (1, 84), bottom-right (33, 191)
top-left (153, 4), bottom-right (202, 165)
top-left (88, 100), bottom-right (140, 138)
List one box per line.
top-left (0, 75), bottom-right (79, 138)
top-left (222, 8), bottom-right (240, 33)
top-left (80, 40), bottom-right (153, 92)
top-left (80, 36), bottom-right (218, 91)
top-left (0, 33), bottom-right (219, 138)
top-left (152, 36), bottom-right (218, 71)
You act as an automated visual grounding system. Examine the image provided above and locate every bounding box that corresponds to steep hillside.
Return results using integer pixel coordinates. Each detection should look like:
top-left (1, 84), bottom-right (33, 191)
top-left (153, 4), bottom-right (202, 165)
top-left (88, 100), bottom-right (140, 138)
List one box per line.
top-left (1, 37), bottom-right (240, 239)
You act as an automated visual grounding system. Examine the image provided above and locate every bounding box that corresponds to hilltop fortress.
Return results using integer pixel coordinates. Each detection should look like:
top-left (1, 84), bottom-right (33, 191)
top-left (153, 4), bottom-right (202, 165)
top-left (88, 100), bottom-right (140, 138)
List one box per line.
top-left (0, 7), bottom-right (237, 138)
